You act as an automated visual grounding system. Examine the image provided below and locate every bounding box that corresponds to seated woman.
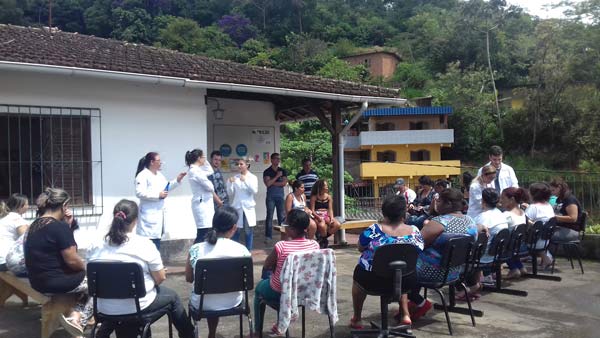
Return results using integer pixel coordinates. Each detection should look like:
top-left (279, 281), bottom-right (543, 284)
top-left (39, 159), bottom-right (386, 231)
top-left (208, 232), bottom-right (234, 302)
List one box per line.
top-left (525, 182), bottom-right (556, 269)
top-left (409, 188), bottom-right (478, 317)
top-left (406, 176), bottom-right (436, 228)
top-left (549, 177), bottom-right (582, 241)
top-left (88, 199), bottom-right (194, 338)
top-left (501, 187), bottom-right (530, 279)
top-left (254, 209), bottom-right (319, 336)
top-left (284, 180), bottom-right (317, 239)
top-left (309, 180), bottom-right (341, 248)
top-left (25, 188), bottom-right (91, 337)
top-left (475, 188), bottom-right (509, 285)
top-left (467, 165), bottom-right (496, 219)
top-left (0, 193), bottom-right (29, 272)
top-left (351, 195), bottom-right (424, 327)
top-left (185, 206), bottom-right (251, 338)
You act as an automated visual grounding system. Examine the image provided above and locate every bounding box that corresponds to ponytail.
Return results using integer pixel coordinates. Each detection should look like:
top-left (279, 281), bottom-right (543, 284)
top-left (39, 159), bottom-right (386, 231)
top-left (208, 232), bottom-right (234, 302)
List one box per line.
top-left (106, 199), bottom-right (139, 246)
top-left (207, 206), bottom-right (238, 245)
top-left (185, 149), bottom-right (203, 167)
top-left (135, 152), bottom-right (158, 177)
top-left (0, 201), bottom-right (8, 218)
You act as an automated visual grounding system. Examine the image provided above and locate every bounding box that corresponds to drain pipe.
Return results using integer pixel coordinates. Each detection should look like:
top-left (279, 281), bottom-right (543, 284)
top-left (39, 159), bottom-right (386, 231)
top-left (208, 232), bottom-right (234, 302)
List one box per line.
top-left (337, 101), bottom-right (369, 244)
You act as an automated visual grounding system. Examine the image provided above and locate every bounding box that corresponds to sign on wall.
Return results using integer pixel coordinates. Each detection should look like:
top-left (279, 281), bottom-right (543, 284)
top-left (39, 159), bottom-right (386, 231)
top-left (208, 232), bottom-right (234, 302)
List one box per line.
top-left (213, 125), bottom-right (276, 173)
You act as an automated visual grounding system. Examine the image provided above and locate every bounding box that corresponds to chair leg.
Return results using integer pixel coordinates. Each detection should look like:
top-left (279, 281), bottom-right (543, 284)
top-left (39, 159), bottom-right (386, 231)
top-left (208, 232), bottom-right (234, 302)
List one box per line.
top-left (240, 314), bottom-right (244, 338)
top-left (90, 321), bottom-right (98, 338)
top-left (328, 313), bottom-right (335, 338)
top-left (423, 288), bottom-right (428, 299)
top-left (142, 323), bottom-right (151, 338)
top-left (460, 282), bottom-right (475, 327)
top-left (574, 244), bottom-right (585, 274)
top-left (194, 320), bottom-right (199, 338)
top-left (531, 253), bottom-right (538, 275)
top-left (433, 288), bottom-right (452, 335)
top-left (566, 244), bottom-right (575, 270)
top-left (258, 302), bottom-right (266, 338)
top-left (168, 313), bottom-right (173, 338)
top-left (247, 313), bottom-right (254, 338)
top-left (301, 305), bottom-right (306, 338)
top-left (380, 297), bottom-right (389, 337)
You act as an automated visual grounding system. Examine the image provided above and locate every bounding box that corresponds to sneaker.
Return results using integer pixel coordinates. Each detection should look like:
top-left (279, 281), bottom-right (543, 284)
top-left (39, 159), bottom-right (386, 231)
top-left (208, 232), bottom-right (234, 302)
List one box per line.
top-left (410, 300), bottom-right (432, 321)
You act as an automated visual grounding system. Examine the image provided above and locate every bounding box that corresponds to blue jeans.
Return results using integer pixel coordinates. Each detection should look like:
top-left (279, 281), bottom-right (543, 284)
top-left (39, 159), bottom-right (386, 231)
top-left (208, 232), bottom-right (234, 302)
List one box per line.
top-left (253, 279), bottom-right (281, 332)
top-left (265, 196), bottom-right (285, 239)
top-left (232, 212), bottom-right (254, 250)
top-left (151, 238), bottom-right (161, 250)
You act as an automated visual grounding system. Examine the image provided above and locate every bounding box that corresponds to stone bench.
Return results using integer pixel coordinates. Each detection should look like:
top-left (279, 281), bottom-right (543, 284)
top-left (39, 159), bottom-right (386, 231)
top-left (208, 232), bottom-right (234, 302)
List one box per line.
top-left (276, 219), bottom-right (377, 244)
top-left (0, 271), bottom-right (78, 338)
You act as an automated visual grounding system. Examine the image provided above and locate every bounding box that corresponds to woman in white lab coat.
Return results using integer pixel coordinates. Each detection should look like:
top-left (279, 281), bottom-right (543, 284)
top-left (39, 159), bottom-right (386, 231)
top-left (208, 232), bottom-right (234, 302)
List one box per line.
top-left (135, 151), bottom-right (186, 250)
top-left (185, 149), bottom-right (216, 244)
top-left (227, 158), bottom-right (258, 250)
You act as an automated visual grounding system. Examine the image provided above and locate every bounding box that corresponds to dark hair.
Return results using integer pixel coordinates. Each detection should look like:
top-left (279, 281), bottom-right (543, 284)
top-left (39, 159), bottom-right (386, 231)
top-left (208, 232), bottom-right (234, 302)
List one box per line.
top-left (271, 152), bottom-right (280, 160)
top-left (462, 171), bottom-right (474, 188)
top-left (136, 152), bottom-right (158, 177)
top-left (435, 188), bottom-right (464, 214)
top-left (434, 179), bottom-right (448, 189)
top-left (302, 158), bottom-right (311, 165)
top-left (106, 199), bottom-right (138, 246)
top-left (286, 209), bottom-right (310, 237)
top-left (206, 206), bottom-right (238, 245)
top-left (418, 175), bottom-right (434, 187)
top-left (482, 188), bottom-right (499, 209)
top-left (6, 193), bottom-right (28, 212)
top-left (185, 148), bottom-right (204, 166)
top-left (36, 187), bottom-right (70, 216)
top-left (529, 182), bottom-right (552, 203)
top-left (549, 177), bottom-right (571, 200)
top-left (210, 150), bottom-right (222, 159)
top-left (489, 145), bottom-right (503, 156)
top-left (502, 187), bottom-right (530, 205)
top-left (311, 179), bottom-right (327, 196)
top-left (381, 194), bottom-right (407, 223)
top-left (291, 180), bottom-right (304, 192)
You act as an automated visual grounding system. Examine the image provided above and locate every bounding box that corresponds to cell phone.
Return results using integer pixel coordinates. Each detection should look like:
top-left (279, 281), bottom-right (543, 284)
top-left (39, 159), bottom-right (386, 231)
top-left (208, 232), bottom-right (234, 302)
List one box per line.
top-left (165, 182), bottom-right (170, 191)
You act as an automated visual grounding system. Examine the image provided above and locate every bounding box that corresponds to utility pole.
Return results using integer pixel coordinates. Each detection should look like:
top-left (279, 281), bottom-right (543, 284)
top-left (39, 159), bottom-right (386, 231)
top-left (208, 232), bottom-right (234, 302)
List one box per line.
top-left (48, 0), bottom-right (53, 29)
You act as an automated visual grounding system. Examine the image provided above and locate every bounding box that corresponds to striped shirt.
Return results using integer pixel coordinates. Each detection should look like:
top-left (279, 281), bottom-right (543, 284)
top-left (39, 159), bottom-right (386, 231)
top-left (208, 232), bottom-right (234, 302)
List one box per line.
top-left (270, 238), bottom-right (319, 292)
top-left (296, 169), bottom-right (319, 198)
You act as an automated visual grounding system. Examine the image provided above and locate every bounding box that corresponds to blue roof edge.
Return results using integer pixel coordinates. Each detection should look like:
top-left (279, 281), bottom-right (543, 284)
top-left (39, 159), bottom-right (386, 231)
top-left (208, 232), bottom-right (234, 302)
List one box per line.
top-left (364, 106), bottom-right (453, 117)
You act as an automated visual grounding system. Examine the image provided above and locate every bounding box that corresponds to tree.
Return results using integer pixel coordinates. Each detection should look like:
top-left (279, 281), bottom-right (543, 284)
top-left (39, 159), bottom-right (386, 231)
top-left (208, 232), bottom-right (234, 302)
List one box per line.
top-left (0, 0), bottom-right (24, 24)
top-left (217, 14), bottom-right (257, 46)
top-left (317, 58), bottom-right (368, 82)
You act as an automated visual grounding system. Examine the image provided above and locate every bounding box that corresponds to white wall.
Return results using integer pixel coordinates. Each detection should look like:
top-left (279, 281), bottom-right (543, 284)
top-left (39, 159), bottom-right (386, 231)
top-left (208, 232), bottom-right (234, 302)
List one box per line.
top-left (0, 70), bottom-right (207, 248)
top-left (206, 98), bottom-right (281, 225)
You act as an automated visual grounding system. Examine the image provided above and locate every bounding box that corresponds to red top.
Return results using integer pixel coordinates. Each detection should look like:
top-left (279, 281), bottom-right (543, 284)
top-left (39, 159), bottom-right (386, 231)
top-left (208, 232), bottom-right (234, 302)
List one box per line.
top-left (270, 238), bottom-right (319, 292)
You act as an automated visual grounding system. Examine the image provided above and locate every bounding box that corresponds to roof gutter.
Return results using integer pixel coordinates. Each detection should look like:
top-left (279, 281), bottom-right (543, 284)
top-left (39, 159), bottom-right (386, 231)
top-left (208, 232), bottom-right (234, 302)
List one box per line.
top-left (0, 61), bottom-right (406, 105)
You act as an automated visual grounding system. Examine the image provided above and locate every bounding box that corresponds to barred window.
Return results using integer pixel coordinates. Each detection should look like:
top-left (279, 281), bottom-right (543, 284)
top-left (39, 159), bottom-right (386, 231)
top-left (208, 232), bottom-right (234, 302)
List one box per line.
top-left (0, 105), bottom-right (102, 212)
top-left (410, 150), bottom-right (431, 161)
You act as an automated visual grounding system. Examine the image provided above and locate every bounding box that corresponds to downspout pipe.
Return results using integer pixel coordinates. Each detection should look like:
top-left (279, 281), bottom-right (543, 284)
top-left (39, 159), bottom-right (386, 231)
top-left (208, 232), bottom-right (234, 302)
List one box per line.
top-left (337, 101), bottom-right (369, 244)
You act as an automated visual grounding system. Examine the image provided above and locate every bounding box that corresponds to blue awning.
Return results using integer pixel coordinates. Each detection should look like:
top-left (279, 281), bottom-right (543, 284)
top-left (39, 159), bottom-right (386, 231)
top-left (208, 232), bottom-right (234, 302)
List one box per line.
top-left (364, 106), bottom-right (453, 117)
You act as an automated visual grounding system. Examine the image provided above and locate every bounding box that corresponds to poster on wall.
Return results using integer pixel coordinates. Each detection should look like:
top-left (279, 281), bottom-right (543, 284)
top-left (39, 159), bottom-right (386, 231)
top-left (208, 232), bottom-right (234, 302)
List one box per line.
top-left (213, 125), bottom-right (276, 173)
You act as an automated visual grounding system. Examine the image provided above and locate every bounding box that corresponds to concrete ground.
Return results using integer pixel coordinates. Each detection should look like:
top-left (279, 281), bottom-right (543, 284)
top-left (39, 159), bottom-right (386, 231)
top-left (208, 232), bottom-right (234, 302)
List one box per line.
top-left (2, 228), bottom-right (600, 338)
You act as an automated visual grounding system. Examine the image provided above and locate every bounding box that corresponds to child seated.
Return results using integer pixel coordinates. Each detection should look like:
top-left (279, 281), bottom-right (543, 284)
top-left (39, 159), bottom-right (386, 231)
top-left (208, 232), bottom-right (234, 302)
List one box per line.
top-left (254, 209), bottom-right (319, 336)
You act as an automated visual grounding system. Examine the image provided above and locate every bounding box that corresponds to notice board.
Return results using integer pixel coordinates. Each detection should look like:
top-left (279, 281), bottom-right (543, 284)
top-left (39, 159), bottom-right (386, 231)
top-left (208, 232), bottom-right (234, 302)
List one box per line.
top-left (213, 124), bottom-right (276, 173)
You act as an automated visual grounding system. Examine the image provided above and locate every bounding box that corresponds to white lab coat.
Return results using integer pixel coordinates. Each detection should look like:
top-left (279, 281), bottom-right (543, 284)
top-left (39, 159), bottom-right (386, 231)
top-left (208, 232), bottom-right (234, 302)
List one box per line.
top-left (227, 172), bottom-right (259, 228)
top-left (477, 162), bottom-right (519, 192)
top-left (188, 162), bottom-right (215, 229)
top-left (135, 168), bottom-right (180, 239)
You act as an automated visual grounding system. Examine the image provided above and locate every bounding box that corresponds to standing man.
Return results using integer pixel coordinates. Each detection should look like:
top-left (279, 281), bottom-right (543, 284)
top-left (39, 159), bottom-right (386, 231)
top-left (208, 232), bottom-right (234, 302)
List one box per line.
top-left (263, 153), bottom-right (288, 243)
top-left (295, 158), bottom-right (319, 199)
top-left (208, 150), bottom-right (229, 210)
top-left (477, 145), bottom-right (518, 193)
top-left (394, 178), bottom-right (416, 204)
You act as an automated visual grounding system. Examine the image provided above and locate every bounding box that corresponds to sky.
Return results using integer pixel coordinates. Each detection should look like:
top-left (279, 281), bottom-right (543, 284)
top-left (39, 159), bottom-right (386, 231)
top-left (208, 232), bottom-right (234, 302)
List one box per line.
top-left (507, 0), bottom-right (582, 18)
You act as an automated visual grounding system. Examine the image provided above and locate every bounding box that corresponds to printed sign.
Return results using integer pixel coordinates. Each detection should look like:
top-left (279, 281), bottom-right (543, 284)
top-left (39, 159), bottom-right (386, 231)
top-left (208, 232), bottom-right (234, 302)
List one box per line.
top-left (252, 129), bottom-right (272, 145)
top-left (219, 144), bottom-right (232, 157)
top-left (236, 144), bottom-right (248, 157)
top-left (263, 152), bottom-right (270, 164)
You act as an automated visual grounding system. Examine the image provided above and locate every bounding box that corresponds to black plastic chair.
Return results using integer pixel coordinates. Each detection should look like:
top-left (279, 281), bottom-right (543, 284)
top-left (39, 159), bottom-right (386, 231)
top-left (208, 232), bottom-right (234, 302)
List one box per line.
top-left (477, 228), bottom-right (523, 295)
top-left (421, 235), bottom-right (475, 335)
top-left (351, 244), bottom-right (418, 338)
top-left (257, 249), bottom-right (336, 338)
top-left (520, 220), bottom-right (562, 282)
top-left (87, 261), bottom-right (173, 338)
top-left (550, 211), bottom-right (587, 274)
top-left (189, 256), bottom-right (254, 338)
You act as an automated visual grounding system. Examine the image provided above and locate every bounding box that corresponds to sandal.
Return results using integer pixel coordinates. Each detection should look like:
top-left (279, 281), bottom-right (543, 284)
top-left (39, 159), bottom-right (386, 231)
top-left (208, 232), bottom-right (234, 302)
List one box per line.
top-left (59, 314), bottom-right (84, 337)
top-left (350, 316), bottom-right (364, 329)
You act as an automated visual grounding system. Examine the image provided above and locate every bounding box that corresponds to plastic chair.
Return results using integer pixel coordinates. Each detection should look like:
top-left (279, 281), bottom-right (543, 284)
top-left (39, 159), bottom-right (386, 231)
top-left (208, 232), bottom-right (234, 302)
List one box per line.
top-left (188, 256), bottom-right (254, 338)
top-left (87, 261), bottom-right (173, 338)
top-left (550, 211), bottom-right (587, 274)
top-left (257, 249), bottom-right (336, 338)
top-left (351, 244), bottom-right (418, 338)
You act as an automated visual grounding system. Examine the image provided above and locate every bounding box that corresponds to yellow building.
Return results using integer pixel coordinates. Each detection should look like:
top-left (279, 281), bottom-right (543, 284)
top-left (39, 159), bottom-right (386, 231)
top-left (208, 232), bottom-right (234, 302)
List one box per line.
top-left (344, 106), bottom-right (461, 194)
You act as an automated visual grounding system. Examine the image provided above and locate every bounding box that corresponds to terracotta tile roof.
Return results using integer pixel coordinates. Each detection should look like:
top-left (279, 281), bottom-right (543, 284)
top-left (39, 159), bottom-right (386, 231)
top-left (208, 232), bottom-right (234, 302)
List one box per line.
top-left (0, 25), bottom-right (401, 98)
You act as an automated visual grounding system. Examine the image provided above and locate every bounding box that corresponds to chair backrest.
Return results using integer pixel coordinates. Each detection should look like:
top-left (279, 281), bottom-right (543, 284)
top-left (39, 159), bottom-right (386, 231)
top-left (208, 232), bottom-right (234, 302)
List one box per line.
top-left (579, 211), bottom-right (588, 234)
top-left (87, 261), bottom-right (147, 299)
top-left (193, 256), bottom-right (254, 295)
top-left (541, 217), bottom-right (557, 240)
top-left (467, 232), bottom-right (488, 272)
top-left (506, 223), bottom-right (528, 257)
top-left (527, 221), bottom-right (544, 247)
top-left (439, 235), bottom-right (474, 269)
top-left (487, 228), bottom-right (510, 257)
top-left (371, 244), bottom-right (418, 278)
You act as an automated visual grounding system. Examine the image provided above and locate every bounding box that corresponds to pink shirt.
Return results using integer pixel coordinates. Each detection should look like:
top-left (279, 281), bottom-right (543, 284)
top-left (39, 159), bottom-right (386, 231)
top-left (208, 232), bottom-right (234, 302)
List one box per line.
top-left (270, 238), bottom-right (319, 292)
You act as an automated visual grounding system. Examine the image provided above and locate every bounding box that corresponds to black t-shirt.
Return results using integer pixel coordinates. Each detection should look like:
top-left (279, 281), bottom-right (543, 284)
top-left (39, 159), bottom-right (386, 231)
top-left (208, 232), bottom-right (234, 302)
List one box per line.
top-left (558, 195), bottom-right (582, 230)
top-left (263, 166), bottom-right (288, 198)
top-left (25, 217), bottom-right (85, 293)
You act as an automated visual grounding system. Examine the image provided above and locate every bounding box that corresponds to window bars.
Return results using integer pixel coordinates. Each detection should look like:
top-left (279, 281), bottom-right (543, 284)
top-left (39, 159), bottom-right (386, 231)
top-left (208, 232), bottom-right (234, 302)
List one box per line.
top-left (0, 104), bottom-right (103, 216)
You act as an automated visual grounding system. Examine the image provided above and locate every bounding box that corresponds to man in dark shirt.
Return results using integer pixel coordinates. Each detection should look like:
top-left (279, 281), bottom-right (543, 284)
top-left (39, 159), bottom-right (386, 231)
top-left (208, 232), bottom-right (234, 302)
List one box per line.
top-left (208, 150), bottom-right (229, 210)
top-left (295, 158), bottom-right (319, 199)
top-left (263, 153), bottom-right (288, 242)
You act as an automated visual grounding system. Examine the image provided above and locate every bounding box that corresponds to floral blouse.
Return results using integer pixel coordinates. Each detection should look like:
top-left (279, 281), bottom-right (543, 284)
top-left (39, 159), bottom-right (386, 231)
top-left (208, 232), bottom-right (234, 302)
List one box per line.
top-left (358, 223), bottom-right (424, 271)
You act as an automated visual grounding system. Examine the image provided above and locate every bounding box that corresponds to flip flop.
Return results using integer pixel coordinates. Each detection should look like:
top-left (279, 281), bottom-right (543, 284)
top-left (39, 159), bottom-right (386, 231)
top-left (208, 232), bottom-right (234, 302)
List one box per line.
top-left (350, 317), bottom-right (364, 329)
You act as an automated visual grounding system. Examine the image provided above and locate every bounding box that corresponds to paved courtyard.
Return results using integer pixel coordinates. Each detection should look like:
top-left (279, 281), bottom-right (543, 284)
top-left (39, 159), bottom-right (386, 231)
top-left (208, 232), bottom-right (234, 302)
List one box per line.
top-left (1, 238), bottom-right (599, 338)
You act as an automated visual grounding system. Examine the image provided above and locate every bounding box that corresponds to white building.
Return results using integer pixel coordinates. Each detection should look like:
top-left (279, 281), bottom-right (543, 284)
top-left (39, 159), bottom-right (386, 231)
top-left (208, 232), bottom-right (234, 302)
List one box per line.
top-left (0, 25), bottom-right (405, 250)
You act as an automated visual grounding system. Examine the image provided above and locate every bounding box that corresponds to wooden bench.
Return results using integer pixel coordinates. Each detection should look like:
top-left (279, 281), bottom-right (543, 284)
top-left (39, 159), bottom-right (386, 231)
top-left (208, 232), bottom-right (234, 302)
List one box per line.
top-left (0, 271), bottom-right (78, 338)
top-left (276, 219), bottom-right (377, 244)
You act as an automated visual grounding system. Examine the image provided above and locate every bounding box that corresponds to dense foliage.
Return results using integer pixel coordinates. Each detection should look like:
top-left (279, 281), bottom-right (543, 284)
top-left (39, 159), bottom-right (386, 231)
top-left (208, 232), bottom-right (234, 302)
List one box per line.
top-left (2, 0), bottom-right (600, 173)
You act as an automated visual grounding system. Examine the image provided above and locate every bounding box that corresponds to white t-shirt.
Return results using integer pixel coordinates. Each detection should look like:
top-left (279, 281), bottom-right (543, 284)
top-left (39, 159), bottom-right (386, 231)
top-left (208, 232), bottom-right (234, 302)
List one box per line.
top-left (87, 233), bottom-right (164, 315)
top-left (476, 208), bottom-right (509, 263)
top-left (525, 203), bottom-right (555, 223)
top-left (503, 210), bottom-right (527, 228)
top-left (188, 238), bottom-right (251, 311)
top-left (0, 212), bottom-right (29, 265)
